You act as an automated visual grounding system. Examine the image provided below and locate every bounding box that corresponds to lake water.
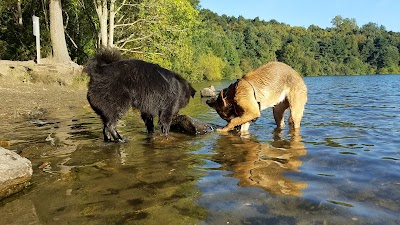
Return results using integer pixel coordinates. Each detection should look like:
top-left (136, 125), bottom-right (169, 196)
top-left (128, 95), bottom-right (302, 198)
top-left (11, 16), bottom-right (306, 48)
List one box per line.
top-left (0, 75), bottom-right (399, 225)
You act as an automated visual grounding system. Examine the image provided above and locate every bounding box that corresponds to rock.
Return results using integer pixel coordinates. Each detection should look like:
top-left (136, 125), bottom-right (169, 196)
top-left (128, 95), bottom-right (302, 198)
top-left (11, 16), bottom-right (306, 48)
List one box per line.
top-left (0, 199), bottom-right (40, 225)
top-left (170, 114), bottom-right (214, 135)
top-left (0, 60), bottom-right (83, 86)
top-left (200, 86), bottom-right (216, 97)
top-left (0, 147), bottom-right (33, 200)
top-left (0, 140), bottom-right (11, 147)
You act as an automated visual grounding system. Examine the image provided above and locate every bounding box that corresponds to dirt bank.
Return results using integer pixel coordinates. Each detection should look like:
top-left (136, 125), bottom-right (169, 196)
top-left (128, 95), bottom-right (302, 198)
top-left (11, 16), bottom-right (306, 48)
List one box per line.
top-left (0, 60), bottom-right (88, 121)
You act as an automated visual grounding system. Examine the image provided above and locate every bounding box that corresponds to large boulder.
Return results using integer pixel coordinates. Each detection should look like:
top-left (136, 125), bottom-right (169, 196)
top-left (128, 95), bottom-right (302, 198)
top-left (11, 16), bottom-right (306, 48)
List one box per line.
top-left (171, 114), bottom-right (214, 135)
top-left (200, 85), bottom-right (216, 98)
top-left (0, 147), bottom-right (33, 200)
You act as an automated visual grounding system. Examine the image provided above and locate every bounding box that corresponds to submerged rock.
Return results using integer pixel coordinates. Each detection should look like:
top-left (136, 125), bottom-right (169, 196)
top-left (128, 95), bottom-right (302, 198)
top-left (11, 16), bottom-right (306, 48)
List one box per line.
top-left (171, 114), bottom-right (214, 135)
top-left (200, 86), bottom-right (216, 97)
top-left (0, 198), bottom-right (40, 225)
top-left (0, 147), bottom-right (33, 200)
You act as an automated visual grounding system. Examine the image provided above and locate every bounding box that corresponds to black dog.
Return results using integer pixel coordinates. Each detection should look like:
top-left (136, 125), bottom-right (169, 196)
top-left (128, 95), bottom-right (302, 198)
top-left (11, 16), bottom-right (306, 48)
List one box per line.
top-left (85, 48), bottom-right (196, 142)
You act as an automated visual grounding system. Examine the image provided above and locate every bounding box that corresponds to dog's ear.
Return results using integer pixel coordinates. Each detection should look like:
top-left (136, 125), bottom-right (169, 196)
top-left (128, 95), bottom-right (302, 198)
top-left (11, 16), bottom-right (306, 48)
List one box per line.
top-left (220, 90), bottom-right (228, 107)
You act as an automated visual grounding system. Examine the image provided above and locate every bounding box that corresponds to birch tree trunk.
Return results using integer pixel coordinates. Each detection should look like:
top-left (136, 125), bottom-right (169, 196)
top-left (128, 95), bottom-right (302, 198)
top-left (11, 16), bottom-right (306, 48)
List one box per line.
top-left (108, 0), bottom-right (116, 47)
top-left (49, 0), bottom-right (71, 62)
top-left (95, 0), bottom-right (108, 47)
top-left (17, 0), bottom-right (23, 25)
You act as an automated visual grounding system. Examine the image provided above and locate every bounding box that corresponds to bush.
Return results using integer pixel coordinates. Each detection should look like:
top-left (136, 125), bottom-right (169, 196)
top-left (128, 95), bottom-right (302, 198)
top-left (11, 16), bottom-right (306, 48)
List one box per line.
top-left (193, 52), bottom-right (225, 80)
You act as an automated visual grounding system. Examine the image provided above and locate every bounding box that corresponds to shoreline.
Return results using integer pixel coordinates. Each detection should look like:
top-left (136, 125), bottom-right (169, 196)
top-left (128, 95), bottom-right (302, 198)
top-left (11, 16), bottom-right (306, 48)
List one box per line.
top-left (0, 60), bottom-right (88, 121)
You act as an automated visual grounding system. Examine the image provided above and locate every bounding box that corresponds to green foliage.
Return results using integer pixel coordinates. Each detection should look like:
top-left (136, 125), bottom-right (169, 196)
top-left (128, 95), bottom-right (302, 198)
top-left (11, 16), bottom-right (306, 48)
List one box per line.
top-left (1, 0), bottom-right (399, 80)
top-left (117, 0), bottom-right (199, 79)
top-left (62, 0), bottom-right (98, 64)
top-left (0, 0), bottom-right (43, 60)
top-left (192, 52), bottom-right (225, 81)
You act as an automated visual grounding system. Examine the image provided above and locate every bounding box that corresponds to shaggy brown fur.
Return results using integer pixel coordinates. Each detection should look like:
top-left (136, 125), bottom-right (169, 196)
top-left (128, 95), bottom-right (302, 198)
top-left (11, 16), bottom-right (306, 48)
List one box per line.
top-left (85, 48), bottom-right (196, 142)
top-left (207, 62), bottom-right (307, 132)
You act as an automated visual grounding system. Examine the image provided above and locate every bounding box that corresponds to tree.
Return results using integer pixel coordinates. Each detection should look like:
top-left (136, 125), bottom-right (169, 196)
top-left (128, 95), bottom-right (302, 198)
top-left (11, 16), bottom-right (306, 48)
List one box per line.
top-left (94, 0), bottom-right (108, 47)
top-left (2, 1), bottom-right (400, 78)
top-left (127, 0), bottom-right (199, 75)
top-left (188, 0), bottom-right (199, 9)
top-left (331, 15), bottom-right (358, 34)
top-left (375, 38), bottom-right (399, 72)
top-left (278, 42), bottom-right (304, 72)
top-left (49, 0), bottom-right (71, 62)
top-left (193, 52), bottom-right (225, 80)
top-left (17, 0), bottom-right (22, 25)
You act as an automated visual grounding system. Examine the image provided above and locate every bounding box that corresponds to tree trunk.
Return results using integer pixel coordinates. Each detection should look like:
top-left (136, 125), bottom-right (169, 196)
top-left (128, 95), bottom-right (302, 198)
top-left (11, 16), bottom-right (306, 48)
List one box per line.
top-left (95, 0), bottom-right (108, 47)
top-left (17, 0), bottom-right (23, 25)
top-left (108, 0), bottom-right (116, 47)
top-left (49, 0), bottom-right (71, 62)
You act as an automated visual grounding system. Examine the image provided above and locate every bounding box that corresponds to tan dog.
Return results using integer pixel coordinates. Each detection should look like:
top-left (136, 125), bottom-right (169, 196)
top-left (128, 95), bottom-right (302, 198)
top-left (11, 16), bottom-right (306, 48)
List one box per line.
top-left (206, 62), bottom-right (307, 132)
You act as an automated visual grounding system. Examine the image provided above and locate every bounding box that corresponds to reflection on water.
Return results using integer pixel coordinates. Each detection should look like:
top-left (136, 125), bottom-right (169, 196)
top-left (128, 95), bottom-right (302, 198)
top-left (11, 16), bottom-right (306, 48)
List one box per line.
top-left (1, 110), bottom-right (208, 224)
top-left (0, 76), bottom-right (400, 225)
top-left (212, 130), bottom-right (307, 196)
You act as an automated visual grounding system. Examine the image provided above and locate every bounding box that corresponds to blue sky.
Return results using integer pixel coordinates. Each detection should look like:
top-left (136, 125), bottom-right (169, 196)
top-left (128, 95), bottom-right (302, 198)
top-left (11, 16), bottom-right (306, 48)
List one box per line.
top-left (199, 0), bottom-right (400, 32)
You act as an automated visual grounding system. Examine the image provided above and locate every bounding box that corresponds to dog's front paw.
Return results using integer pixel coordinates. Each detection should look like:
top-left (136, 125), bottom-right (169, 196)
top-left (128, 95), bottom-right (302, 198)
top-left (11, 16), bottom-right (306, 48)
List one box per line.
top-left (216, 128), bottom-right (229, 132)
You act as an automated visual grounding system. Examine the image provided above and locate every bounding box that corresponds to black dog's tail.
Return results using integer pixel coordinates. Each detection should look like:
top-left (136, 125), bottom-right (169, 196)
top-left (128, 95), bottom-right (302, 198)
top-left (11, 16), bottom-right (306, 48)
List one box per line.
top-left (84, 48), bottom-right (122, 76)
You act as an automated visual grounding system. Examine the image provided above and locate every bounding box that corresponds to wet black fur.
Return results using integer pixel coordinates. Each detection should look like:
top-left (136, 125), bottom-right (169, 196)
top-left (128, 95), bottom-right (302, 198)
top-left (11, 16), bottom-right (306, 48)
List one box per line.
top-left (85, 48), bottom-right (196, 142)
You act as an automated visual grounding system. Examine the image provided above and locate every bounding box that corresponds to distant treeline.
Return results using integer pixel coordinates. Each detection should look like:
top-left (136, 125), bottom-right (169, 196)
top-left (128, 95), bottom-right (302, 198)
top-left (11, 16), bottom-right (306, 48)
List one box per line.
top-left (1, 0), bottom-right (399, 81)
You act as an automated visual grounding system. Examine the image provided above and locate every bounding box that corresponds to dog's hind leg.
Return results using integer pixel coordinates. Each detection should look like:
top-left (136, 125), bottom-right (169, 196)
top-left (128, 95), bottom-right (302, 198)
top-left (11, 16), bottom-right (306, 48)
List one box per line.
top-left (273, 99), bottom-right (289, 129)
top-left (288, 90), bottom-right (307, 129)
top-left (141, 113), bottom-right (154, 133)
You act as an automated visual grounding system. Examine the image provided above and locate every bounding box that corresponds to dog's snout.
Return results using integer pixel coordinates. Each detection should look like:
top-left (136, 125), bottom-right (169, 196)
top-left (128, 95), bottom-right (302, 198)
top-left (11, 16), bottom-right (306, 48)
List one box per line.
top-left (206, 97), bottom-right (217, 106)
